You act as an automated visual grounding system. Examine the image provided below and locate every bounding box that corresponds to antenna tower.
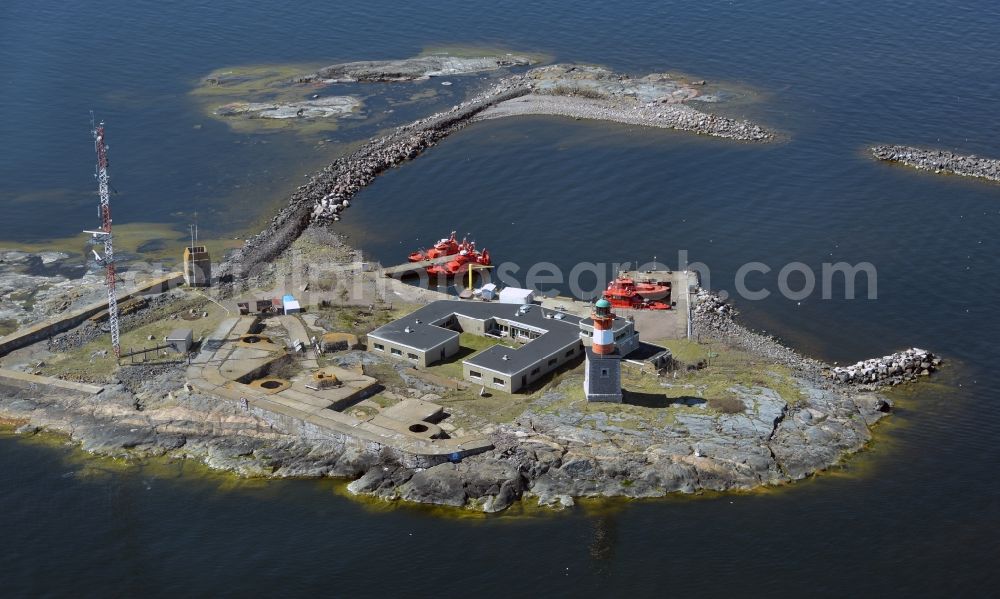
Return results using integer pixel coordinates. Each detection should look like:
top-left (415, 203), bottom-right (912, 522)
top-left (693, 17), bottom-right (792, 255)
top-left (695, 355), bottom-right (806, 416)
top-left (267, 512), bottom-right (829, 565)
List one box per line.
top-left (87, 116), bottom-right (120, 359)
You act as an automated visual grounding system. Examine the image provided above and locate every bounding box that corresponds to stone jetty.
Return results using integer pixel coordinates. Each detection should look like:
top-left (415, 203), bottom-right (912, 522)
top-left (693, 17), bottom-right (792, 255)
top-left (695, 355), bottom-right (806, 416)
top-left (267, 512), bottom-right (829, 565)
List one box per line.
top-left (871, 145), bottom-right (1000, 183)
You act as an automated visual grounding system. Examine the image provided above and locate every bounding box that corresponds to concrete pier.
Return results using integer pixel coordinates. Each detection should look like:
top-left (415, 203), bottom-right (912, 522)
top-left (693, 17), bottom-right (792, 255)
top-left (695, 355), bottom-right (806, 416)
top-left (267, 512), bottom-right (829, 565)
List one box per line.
top-left (380, 254), bottom-right (460, 278)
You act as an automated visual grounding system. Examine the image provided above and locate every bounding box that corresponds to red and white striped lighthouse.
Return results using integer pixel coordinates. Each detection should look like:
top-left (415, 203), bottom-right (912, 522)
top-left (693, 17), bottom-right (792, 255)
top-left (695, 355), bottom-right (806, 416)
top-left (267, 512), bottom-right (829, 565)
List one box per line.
top-left (584, 298), bottom-right (623, 403)
top-left (591, 298), bottom-right (615, 354)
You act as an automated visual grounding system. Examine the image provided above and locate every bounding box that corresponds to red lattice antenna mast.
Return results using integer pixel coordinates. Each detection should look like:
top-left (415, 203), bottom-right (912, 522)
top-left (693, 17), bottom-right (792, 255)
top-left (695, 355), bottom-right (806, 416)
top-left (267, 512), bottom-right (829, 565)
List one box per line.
top-left (87, 114), bottom-right (120, 359)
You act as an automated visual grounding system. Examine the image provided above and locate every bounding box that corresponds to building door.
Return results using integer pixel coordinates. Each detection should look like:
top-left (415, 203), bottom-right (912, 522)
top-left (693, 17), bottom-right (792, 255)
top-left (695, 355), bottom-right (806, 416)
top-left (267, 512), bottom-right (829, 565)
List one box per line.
top-left (521, 375), bottom-right (526, 389)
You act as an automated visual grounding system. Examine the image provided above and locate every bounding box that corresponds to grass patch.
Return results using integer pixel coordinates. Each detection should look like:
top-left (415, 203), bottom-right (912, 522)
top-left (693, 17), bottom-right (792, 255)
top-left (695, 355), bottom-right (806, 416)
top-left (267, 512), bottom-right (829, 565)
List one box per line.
top-left (707, 396), bottom-right (745, 414)
top-left (657, 339), bottom-right (709, 364)
top-left (317, 303), bottom-right (415, 337)
top-left (543, 85), bottom-right (608, 100)
top-left (423, 332), bottom-right (515, 382)
top-left (39, 291), bottom-right (231, 382)
top-left (655, 338), bottom-right (807, 408)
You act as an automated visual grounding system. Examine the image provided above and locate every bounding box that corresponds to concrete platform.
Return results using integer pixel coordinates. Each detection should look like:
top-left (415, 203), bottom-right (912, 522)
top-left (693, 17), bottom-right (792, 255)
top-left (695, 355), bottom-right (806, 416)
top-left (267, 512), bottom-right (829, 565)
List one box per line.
top-left (539, 269), bottom-right (697, 342)
top-left (381, 398), bottom-right (444, 423)
top-left (184, 303), bottom-right (493, 462)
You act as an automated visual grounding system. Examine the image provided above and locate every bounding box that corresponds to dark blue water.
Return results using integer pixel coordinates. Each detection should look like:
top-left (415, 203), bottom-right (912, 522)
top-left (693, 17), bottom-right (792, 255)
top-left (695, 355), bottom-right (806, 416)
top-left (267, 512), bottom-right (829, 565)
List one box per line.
top-left (3, 0), bottom-right (999, 595)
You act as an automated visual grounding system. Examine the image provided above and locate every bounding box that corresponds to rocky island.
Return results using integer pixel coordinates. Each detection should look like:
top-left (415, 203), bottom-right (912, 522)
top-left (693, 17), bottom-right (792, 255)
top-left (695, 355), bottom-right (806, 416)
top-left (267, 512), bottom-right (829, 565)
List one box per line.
top-left (0, 52), bottom-right (940, 514)
top-left (0, 233), bottom-right (940, 512)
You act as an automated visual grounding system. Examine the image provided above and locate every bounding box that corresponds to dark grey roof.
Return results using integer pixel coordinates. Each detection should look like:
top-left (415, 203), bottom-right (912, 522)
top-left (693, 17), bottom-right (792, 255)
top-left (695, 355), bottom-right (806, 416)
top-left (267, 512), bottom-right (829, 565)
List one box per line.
top-left (367, 319), bottom-right (459, 351)
top-left (369, 300), bottom-right (591, 375)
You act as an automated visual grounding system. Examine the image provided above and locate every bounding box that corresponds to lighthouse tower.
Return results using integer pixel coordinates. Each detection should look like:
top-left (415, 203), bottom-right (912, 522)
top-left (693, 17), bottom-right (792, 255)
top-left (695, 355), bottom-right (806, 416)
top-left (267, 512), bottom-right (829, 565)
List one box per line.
top-left (584, 298), bottom-right (623, 403)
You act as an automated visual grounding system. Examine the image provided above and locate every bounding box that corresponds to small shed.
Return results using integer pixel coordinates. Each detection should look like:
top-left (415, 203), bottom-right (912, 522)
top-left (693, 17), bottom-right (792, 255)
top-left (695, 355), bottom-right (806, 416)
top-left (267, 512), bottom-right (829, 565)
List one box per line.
top-left (498, 287), bottom-right (534, 304)
top-left (282, 294), bottom-right (302, 314)
top-left (480, 283), bottom-right (498, 301)
top-left (166, 328), bottom-right (194, 353)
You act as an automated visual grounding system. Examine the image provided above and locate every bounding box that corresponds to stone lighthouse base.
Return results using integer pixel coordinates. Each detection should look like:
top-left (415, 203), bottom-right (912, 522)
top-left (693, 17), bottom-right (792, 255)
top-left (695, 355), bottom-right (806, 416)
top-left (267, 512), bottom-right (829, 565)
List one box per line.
top-left (584, 347), bottom-right (623, 403)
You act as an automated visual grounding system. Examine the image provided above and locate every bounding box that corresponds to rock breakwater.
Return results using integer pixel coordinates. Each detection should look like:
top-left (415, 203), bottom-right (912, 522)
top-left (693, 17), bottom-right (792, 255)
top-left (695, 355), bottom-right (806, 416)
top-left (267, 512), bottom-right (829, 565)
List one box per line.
top-left (693, 288), bottom-right (942, 389)
top-left (216, 77), bottom-right (532, 287)
top-left (871, 145), bottom-right (1000, 183)
top-left (828, 348), bottom-right (941, 387)
top-left (219, 64), bottom-right (774, 287)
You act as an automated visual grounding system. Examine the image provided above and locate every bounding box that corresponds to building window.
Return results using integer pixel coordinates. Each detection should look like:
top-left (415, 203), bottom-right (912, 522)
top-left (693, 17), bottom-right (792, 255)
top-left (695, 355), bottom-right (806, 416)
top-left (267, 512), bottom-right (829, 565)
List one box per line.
top-left (390, 348), bottom-right (402, 356)
top-left (565, 348), bottom-right (575, 357)
top-left (600, 368), bottom-right (609, 378)
top-left (407, 353), bottom-right (418, 360)
top-left (373, 343), bottom-right (384, 352)
top-left (493, 377), bottom-right (505, 386)
top-left (469, 371), bottom-right (481, 379)
top-left (530, 367), bottom-right (540, 375)
top-left (548, 357), bottom-right (557, 366)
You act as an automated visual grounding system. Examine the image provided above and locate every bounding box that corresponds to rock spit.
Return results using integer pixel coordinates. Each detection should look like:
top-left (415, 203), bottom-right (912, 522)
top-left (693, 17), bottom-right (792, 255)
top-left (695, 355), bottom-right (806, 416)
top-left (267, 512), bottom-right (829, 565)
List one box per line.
top-left (871, 145), bottom-right (1000, 183)
top-left (829, 348), bottom-right (941, 387)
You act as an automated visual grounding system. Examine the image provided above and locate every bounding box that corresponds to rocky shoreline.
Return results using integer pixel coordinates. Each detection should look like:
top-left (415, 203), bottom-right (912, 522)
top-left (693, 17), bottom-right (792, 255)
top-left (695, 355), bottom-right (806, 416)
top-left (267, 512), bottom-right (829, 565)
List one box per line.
top-left (1, 279), bottom-right (910, 513)
top-left (871, 145), bottom-right (1000, 183)
top-left (693, 289), bottom-right (940, 391)
top-left (296, 54), bottom-right (535, 83)
top-left (692, 289), bottom-right (826, 374)
top-left (216, 96), bottom-right (362, 120)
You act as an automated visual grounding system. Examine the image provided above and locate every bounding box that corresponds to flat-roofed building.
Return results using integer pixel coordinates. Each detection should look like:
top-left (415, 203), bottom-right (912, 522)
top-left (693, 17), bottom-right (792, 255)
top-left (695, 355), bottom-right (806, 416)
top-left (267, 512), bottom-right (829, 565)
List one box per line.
top-left (367, 300), bottom-right (640, 393)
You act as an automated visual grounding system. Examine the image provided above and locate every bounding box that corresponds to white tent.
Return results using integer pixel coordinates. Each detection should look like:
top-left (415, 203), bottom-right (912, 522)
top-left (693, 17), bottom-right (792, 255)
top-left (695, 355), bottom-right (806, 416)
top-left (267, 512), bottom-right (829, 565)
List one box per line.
top-left (498, 287), bottom-right (534, 304)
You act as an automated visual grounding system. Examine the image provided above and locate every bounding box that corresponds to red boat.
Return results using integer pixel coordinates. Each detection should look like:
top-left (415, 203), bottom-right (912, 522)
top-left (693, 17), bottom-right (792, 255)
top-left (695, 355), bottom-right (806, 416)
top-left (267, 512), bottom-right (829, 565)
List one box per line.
top-left (603, 276), bottom-right (671, 310)
top-left (426, 241), bottom-right (491, 277)
top-left (409, 231), bottom-right (460, 262)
